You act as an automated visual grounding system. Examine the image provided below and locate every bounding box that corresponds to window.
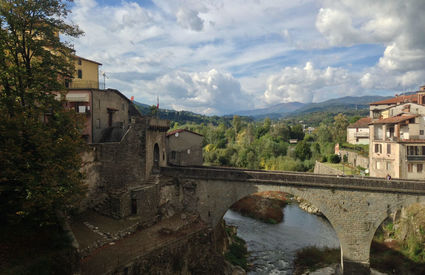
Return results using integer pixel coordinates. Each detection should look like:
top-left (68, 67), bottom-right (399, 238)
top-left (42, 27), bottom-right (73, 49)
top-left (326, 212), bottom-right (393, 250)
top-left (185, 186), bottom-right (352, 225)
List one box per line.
top-left (78, 58), bottom-right (82, 65)
top-left (387, 144), bottom-right (391, 154)
top-left (131, 199), bottom-right (137, 214)
top-left (418, 164), bottom-right (423, 173)
top-left (376, 161), bottom-right (382, 170)
top-left (171, 151), bottom-right (176, 160)
top-left (375, 144), bottom-right (382, 153)
top-left (386, 162), bottom-right (391, 171)
top-left (77, 69), bottom-right (82, 79)
top-left (421, 130), bottom-right (424, 135)
top-left (408, 163), bottom-right (413, 173)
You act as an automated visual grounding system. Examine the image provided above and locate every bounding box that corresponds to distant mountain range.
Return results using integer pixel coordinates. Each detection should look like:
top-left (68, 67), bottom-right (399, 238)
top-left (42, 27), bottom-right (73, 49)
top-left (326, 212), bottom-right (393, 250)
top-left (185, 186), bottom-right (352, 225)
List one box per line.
top-left (133, 95), bottom-right (393, 124)
top-left (231, 95), bottom-right (392, 119)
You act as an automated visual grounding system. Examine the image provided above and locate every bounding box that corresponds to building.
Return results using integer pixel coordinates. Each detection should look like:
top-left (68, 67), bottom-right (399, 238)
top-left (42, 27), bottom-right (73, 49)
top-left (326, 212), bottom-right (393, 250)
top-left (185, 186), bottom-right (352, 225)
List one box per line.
top-left (369, 85), bottom-right (425, 179)
top-left (166, 129), bottom-right (203, 166)
top-left (66, 56), bottom-right (102, 89)
top-left (347, 117), bottom-right (371, 145)
top-left (59, 88), bottom-right (142, 143)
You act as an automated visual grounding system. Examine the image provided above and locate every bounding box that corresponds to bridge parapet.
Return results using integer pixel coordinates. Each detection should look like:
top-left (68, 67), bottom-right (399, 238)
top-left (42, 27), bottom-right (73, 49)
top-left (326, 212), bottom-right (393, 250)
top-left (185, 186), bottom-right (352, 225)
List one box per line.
top-left (161, 166), bottom-right (425, 194)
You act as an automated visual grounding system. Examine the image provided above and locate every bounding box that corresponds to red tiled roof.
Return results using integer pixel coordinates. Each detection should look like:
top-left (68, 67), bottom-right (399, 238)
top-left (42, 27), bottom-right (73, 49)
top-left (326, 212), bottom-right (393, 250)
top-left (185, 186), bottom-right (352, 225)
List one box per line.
top-left (74, 55), bottom-right (102, 65)
top-left (371, 114), bottom-right (417, 124)
top-left (348, 117), bottom-right (371, 128)
top-left (369, 94), bottom-right (418, 105)
top-left (166, 129), bottom-right (203, 137)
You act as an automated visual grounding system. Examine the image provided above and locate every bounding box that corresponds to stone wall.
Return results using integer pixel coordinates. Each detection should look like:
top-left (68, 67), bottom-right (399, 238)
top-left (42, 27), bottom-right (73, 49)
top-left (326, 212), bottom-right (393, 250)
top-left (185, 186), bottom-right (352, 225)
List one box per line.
top-left (339, 149), bottom-right (369, 169)
top-left (313, 161), bottom-right (343, 175)
top-left (160, 166), bottom-right (425, 275)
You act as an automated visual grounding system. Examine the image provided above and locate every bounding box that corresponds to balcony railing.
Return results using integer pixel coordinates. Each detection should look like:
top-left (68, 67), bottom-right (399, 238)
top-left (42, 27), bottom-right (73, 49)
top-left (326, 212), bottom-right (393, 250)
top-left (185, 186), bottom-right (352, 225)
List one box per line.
top-left (407, 155), bottom-right (425, 161)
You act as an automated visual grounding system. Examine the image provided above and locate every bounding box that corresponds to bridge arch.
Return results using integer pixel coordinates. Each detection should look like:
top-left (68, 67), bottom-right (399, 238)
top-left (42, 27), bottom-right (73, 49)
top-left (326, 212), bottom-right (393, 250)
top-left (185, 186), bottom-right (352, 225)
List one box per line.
top-left (161, 166), bottom-right (425, 274)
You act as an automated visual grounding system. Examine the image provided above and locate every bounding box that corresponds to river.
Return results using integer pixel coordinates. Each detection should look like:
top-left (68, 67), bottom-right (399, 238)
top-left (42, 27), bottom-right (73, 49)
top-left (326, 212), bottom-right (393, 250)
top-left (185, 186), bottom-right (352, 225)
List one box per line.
top-left (223, 204), bottom-right (340, 274)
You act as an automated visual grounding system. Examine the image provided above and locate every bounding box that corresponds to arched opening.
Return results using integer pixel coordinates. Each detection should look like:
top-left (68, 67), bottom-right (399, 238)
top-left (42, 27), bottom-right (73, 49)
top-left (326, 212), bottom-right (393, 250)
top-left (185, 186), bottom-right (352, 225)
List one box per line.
top-left (369, 203), bottom-right (425, 274)
top-left (222, 191), bottom-right (341, 274)
top-left (153, 143), bottom-right (160, 172)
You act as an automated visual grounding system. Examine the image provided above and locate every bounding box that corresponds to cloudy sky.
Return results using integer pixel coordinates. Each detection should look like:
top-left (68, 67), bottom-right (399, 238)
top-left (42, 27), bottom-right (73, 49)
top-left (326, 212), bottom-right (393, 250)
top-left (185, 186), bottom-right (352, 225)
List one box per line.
top-left (68, 0), bottom-right (425, 115)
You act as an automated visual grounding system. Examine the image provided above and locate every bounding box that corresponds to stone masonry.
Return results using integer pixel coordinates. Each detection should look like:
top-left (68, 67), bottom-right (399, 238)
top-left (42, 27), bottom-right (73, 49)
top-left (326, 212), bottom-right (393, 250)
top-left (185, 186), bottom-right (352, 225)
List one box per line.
top-left (160, 166), bottom-right (425, 275)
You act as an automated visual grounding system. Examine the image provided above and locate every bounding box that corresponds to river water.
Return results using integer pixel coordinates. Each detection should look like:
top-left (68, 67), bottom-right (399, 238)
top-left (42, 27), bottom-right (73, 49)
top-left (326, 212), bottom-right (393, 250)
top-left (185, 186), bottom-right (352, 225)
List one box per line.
top-left (223, 204), bottom-right (340, 274)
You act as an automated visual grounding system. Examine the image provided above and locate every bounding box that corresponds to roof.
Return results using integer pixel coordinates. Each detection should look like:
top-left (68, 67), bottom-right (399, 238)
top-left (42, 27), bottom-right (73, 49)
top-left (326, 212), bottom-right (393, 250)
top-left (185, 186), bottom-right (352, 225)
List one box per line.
top-left (369, 94), bottom-right (418, 105)
top-left (166, 129), bottom-right (203, 137)
top-left (74, 55), bottom-right (102, 65)
top-left (370, 114), bottom-right (417, 124)
top-left (348, 117), bottom-right (371, 128)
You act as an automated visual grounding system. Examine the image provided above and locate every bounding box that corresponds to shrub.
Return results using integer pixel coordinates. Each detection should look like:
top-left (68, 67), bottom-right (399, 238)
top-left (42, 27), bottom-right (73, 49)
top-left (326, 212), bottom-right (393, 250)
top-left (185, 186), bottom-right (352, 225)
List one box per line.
top-left (328, 154), bottom-right (341, 163)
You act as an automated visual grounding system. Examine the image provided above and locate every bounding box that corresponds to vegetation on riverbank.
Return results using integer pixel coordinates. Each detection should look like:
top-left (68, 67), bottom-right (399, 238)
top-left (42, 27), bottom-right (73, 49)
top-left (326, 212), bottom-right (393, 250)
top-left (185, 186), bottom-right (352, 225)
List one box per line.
top-left (230, 192), bottom-right (288, 224)
top-left (224, 225), bottom-right (249, 271)
top-left (293, 246), bottom-right (340, 275)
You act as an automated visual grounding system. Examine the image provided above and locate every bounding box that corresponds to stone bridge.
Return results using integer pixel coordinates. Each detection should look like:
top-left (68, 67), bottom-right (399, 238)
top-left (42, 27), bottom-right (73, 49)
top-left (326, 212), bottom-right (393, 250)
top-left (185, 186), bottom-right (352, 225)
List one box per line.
top-left (160, 166), bottom-right (425, 275)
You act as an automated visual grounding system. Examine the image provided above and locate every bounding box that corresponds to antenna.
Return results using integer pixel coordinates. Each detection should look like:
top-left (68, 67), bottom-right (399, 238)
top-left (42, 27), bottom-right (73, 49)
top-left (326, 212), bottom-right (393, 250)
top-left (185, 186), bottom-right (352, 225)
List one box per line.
top-left (101, 71), bottom-right (108, 90)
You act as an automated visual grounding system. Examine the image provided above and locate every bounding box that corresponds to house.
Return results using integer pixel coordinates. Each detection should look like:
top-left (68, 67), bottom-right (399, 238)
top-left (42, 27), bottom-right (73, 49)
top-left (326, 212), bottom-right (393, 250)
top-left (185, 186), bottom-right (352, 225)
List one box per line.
top-left (347, 117), bottom-right (371, 145)
top-left (166, 129), bottom-right (203, 166)
top-left (59, 88), bottom-right (142, 143)
top-left (66, 56), bottom-right (102, 89)
top-left (57, 55), bottom-right (142, 143)
top-left (369, 85), bottom-right (425, 179)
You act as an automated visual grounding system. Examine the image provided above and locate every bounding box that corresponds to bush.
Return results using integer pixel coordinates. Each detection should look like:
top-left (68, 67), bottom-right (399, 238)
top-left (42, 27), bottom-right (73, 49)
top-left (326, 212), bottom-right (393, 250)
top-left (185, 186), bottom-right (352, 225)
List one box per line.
top-left (328, 154), bottom-right (341, 163)
top-left (321, 155), bottom-right (327, 162)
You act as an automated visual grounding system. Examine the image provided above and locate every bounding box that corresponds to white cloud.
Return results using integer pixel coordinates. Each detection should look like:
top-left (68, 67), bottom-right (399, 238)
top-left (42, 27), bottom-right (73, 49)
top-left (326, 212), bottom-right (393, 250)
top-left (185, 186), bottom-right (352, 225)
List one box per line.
top-left (65, 0), bottom-right (425, 115)
top-left (146, 69), bottom-right (252, 115)
top-left (264, 62), bottom-right (355, 104)
top-left (176, 8), bottom-right (204, 31)
top-left (316, 0), bottom-right (425, 91)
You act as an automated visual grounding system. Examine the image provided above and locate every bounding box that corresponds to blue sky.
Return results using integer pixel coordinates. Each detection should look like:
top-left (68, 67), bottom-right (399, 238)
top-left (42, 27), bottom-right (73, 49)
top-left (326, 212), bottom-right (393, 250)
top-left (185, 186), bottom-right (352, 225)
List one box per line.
top-left (69, 0), bottom-right (425, 115)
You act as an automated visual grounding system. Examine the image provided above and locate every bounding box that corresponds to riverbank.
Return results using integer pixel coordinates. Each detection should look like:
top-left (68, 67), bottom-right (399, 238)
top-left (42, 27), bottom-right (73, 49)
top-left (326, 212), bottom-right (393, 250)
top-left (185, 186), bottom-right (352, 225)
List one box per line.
top-left (230, 191), bottom-right (288, 224)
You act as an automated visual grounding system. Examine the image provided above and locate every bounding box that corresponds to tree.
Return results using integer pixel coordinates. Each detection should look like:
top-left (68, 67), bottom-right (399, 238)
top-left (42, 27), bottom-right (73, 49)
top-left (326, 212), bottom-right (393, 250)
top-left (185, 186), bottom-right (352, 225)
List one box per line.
top-left (294, 140), bottom-right (312, 161)
top-left (0, 0), bottom-right (85, 226)
top-left (332, 113), bottom-right (349, 144)
top-left (290, 124), bottom-right (305, 140)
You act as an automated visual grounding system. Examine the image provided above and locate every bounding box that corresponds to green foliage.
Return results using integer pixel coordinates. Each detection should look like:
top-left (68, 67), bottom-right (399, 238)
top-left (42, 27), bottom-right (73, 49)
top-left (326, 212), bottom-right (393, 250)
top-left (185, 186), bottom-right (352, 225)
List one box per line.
top-left (0, 0), bottom-right (85, 226)
top-left (295, 140), bottom-right (312, 161)
top-left (224, 232), bottom-right (248, 270)
top-left (328, 154), bottom-right (341, 163)
top-left (293, 246), bottom-right (340, 275)
top-left (332, 113), bottom-right (349, 144)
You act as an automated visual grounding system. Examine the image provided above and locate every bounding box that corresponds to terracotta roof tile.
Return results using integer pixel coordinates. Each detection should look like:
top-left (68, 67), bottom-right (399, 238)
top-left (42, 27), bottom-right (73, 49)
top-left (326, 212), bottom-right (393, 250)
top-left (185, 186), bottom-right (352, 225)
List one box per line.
top-left (348, 117), bottom-right (371, 128)
top-left (369, 94), bottom-right (418, 105)
top-left (371, 114), bottom-right (417, 124)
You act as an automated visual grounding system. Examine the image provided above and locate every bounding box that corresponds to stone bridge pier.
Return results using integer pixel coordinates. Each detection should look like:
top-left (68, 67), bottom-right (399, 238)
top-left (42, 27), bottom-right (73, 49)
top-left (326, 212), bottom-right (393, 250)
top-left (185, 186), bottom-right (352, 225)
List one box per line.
top-left (161, 167), bottom-right (425, 275)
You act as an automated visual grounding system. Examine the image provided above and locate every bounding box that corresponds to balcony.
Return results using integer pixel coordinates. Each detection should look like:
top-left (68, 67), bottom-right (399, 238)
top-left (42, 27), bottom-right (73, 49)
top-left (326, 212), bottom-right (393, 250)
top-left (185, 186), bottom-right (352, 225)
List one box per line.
top-left (407, 155), bottom-right (425, 161)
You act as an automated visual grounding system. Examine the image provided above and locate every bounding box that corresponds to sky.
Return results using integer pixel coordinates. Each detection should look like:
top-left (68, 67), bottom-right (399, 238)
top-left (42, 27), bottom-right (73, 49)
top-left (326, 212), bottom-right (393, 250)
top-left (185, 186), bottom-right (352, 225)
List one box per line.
top-left (68, 0), bottom-right (425, 115)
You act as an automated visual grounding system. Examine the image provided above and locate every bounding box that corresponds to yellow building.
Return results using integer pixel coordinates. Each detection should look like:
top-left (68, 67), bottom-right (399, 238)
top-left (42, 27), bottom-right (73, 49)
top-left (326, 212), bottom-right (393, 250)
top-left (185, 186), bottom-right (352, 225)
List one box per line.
top-left (66, 56), bottom-right (101, 89)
